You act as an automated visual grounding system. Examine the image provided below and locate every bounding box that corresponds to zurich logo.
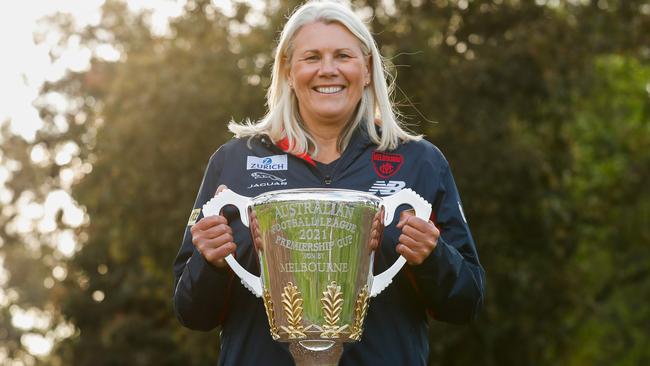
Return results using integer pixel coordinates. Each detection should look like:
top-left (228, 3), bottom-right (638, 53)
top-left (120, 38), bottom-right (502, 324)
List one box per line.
top-left (247, 155), bottom-right (288, 171)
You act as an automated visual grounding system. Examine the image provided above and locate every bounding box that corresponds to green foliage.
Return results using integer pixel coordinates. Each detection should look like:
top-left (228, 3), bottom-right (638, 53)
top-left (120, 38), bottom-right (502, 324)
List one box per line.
top-left (563, 55), bottom-right (650, 366)
top-left (51, 1), bottom-right (268, 364)
top-left (1, 0), bottom-right (649, 365)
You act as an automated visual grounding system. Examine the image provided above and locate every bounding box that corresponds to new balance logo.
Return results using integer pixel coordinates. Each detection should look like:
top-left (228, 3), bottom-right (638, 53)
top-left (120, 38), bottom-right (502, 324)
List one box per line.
top-left (368, 181), bottom-right (406, 196)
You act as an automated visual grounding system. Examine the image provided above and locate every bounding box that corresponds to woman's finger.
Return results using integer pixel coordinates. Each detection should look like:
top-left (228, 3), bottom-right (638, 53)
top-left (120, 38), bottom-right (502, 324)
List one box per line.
top-left (215, 184), bottom-right (228, 195)
top-left (192, 215), bottom-right (228, 232)
top-left (201, 224), bottom-right (232, 239)
top-left (396, 243), bottom-right (423, 265)
top-left (401, 222), bottom-right (438, 244)
top-left (203, 242), bottom-right (236, 265)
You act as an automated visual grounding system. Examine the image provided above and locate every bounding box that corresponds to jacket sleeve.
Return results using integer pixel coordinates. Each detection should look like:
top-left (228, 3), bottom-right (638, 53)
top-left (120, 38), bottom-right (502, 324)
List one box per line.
top-left (172, 149), bottom-right (234, 331)
top-left (409, 160), bottom-right (486, 324)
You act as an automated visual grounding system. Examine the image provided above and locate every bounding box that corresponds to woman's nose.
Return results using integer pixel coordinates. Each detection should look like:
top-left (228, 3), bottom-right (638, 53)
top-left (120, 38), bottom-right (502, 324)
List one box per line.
top-left (318, 55), bottom-right (338, 76)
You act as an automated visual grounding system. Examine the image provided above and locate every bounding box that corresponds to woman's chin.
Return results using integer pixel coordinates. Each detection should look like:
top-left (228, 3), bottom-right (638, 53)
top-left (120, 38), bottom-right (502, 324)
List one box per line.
top-left (311, 111), bottom-right (355, 125)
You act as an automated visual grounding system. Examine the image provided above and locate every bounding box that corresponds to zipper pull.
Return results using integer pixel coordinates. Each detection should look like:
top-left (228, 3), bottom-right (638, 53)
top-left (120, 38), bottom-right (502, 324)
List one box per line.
top-left (324, 176), bottom-right (332, 185)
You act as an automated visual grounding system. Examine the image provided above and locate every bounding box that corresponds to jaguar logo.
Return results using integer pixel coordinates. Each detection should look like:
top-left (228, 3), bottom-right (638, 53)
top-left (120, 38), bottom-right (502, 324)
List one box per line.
top-left (248, 172), bottom-right (288, 189)
top-left (251, 172), bottom-right (286, 182)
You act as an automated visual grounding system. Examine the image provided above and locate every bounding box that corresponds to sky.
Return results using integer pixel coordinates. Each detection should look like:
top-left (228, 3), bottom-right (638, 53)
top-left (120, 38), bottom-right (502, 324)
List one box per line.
top-left (0, 0), bottom-right (243, 361)
top-left (0, 0), bottom-right (264, 140)
top-left (0, 0), bottom-right (191, 141)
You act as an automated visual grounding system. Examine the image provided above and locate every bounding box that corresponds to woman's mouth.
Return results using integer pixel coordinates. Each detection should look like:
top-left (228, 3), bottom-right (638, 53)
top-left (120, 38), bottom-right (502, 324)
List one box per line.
top-left (314, 86), bottom-right (344, 94)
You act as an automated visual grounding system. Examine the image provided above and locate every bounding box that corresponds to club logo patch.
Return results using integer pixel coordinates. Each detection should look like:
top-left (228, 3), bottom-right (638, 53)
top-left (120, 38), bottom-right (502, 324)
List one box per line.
top-left (372, 151), bottom-right (403, 178)
top-left (247, 155), bottom-right (288, 171)
top-left (187, 208), bottom-right (201, 226)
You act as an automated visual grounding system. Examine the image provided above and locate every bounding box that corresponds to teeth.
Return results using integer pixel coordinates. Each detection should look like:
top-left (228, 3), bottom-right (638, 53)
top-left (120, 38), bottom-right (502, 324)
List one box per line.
top-left (315, 86), bottom-right (343, 94)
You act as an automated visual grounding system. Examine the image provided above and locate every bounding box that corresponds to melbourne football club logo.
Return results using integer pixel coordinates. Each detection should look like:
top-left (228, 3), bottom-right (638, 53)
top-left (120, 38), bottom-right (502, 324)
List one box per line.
top-left (372, 151), bottom-right (403, 178)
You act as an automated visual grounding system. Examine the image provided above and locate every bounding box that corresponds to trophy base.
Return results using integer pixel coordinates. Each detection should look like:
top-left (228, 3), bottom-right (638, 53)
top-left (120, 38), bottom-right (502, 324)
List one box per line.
top-left (289, 341), bottom-right (343, 366)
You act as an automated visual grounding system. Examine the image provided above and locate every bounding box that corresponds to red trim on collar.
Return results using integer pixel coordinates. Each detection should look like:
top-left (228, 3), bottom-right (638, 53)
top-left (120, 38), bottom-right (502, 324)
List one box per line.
top-left (276, 137), bottom-right (316, 166)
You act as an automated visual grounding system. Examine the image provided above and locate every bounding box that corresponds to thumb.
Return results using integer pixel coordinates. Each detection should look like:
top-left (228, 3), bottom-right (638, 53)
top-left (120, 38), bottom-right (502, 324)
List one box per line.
top-left (215, 184), bottom-right (228, 196)
top-left (396, 209), bottom-right (414, 229)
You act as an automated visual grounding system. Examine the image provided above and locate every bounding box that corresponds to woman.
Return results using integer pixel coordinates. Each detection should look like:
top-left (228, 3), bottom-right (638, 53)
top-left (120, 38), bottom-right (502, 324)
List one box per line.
top-left (173, 1), bottom-right (485, 365)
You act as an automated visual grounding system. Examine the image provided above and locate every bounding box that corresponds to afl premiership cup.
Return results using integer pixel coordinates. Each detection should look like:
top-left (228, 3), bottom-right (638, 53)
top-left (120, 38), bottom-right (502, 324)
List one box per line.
top-left (203, 188), bottom-right (431, 365)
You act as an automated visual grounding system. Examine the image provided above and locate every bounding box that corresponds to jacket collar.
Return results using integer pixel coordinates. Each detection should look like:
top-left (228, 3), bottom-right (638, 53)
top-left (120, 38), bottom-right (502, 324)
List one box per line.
top-left (273, 122), bottom-right (376, 165)
top-left (275, 137), bottom-right (316, 166)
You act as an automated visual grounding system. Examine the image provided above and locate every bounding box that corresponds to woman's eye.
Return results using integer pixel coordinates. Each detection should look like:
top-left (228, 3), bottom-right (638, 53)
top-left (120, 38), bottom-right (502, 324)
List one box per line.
top-left (304, 55), bottom-right (319, 61)
top-left (337, 54), bottom-right (351, 59)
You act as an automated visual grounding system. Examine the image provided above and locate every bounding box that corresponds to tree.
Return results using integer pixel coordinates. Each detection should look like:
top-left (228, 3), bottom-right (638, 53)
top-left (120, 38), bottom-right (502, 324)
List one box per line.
top-left (1, 0), bottom-right (648, 364)
top-left (49, 1), bottom-right (268, 364)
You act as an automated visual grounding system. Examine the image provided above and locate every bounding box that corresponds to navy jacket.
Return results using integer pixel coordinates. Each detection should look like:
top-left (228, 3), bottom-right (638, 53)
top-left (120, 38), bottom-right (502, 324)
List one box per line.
top-left (173, 127), bottom-right (485, 365)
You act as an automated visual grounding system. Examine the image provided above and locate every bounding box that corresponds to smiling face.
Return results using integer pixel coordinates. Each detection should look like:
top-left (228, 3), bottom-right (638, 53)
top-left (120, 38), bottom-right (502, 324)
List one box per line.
top-left (287, 21), bottom-right (371, 130)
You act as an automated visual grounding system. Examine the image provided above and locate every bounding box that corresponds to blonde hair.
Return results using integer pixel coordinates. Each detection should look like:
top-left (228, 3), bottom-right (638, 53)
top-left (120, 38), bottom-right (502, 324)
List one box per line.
top-left (228, 0), bottom-right (421, 155)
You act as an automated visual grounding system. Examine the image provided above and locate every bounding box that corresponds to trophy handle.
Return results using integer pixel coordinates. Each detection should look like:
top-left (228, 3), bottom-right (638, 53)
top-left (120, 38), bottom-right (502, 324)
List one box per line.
top-left (371, 188), bottom-right (432, 297)
top-left (202, 189), bottom-right (263, 298)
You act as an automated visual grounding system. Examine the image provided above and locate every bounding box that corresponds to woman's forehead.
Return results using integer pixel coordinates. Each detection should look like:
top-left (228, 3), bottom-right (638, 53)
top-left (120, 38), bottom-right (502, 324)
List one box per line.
top-left (291, 21), bottom-right (363, 53)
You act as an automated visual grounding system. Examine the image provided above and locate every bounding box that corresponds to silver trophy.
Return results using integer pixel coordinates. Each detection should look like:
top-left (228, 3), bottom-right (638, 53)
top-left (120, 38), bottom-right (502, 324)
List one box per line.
top-left (203, 188), bottom-right (431, 365)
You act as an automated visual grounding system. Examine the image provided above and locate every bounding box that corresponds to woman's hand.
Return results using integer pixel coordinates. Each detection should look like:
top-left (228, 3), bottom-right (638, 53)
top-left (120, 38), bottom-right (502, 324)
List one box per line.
top-left (396, 210), bottom-right (440, 265)
top-left (368, 208), bottom-right (384, 251)
top-left (190, 185), bottom-right (236, 268)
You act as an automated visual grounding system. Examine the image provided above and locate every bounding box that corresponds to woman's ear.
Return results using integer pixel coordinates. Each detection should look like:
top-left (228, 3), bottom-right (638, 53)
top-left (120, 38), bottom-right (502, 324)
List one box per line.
top-left (284, 57), bottom-right (293, 88)
top-left (365, 55), bottom-right (372, 85)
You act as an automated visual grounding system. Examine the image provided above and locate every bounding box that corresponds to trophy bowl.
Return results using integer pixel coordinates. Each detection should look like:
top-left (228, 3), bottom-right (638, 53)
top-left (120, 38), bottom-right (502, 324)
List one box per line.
top-left (203, 188), bottom-right (431, 365)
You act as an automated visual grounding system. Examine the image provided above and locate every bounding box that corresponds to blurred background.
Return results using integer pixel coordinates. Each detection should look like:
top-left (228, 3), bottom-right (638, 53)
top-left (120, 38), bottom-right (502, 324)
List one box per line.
top-left (1, 0), bottom-right (648, 365)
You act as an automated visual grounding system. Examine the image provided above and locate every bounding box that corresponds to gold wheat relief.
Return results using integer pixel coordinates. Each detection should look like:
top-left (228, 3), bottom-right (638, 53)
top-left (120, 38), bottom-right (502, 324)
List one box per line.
top-left (349, 285), bottom-right (369, 341)
top-left (320, 281), bottom-right (348, 338)
top-left (263, 288), bottom-right (280, 340)
top-left (280, 282), bottom-right (306, 339)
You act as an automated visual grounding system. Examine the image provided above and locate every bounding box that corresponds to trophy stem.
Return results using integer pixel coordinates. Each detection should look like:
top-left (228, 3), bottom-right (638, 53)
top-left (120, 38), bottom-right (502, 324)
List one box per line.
top-left (289, 342), bottom-right (343, 366)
